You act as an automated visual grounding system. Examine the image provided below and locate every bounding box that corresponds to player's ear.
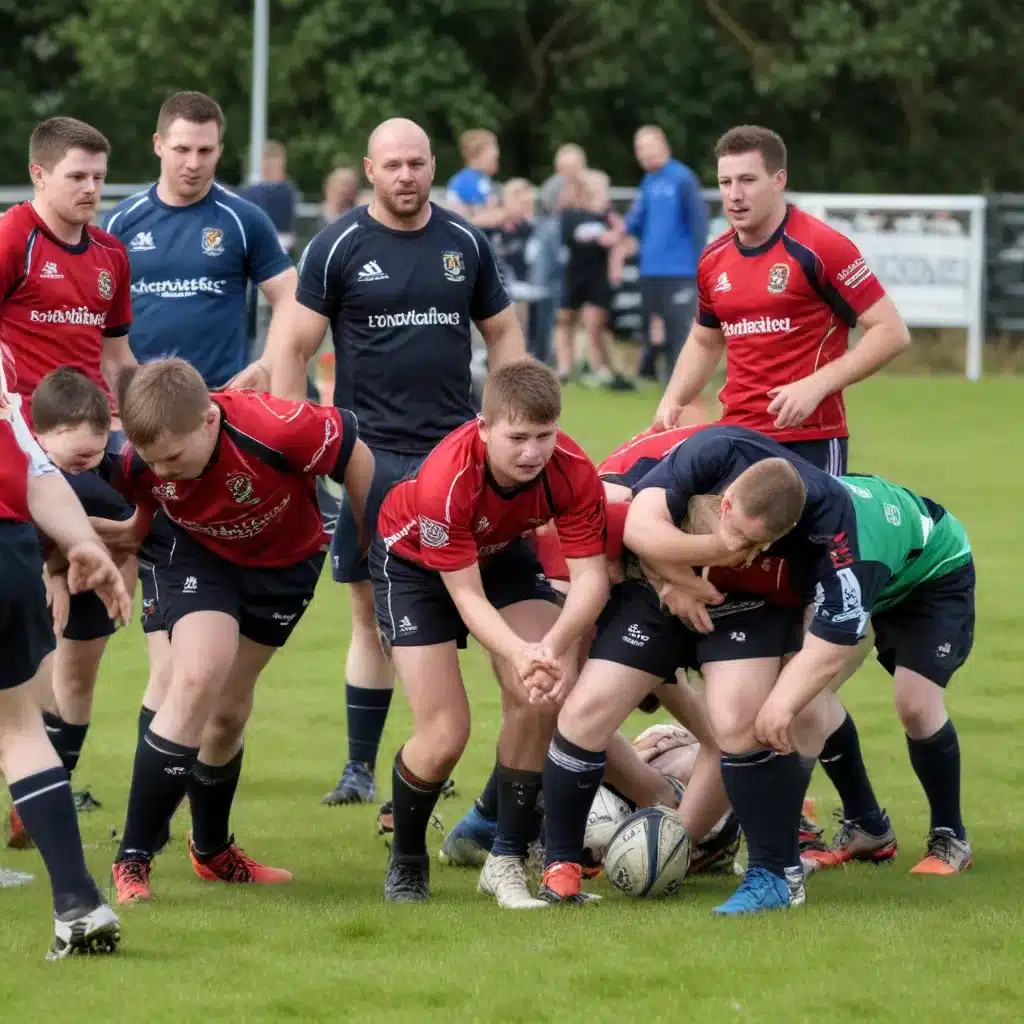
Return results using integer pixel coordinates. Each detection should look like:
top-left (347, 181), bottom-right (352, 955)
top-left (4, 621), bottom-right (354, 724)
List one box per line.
top-left (476, 415), bottom-right (490, 446)
top-left (429, 153), bottom-right (436, 182)
top-left (28, 163), bottom-right (44, 189)
top-left (362, 156), bottom-right (373, 183)
top-left (775, 168), bottom-right (787, 192)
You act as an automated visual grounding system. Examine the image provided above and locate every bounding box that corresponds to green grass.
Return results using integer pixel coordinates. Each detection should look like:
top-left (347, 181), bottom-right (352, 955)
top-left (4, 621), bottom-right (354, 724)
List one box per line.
top-left (2, 375), bottom-right (1022, 1022)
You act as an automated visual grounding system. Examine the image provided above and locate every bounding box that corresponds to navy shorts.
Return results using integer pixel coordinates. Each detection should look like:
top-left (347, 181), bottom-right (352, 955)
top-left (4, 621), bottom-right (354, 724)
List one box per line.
top-left (369, 536), bottom-right (558, 649)
top-left (63, 592), bottom-right (117, 642)
top-left (588, 580), bottom-right (803, 680)
top-left (331, 448), bottom-right (425, 584)
top-left (0, 521), bottom-right (56, 690)
top-left (873, 560), bottom-right (975, 687)
top-left (156, 526), bottom-right (324, 648)
top-left (137, 510), bottom-right (175, 635)
top-left (783, 437), bottom-right (848, 476)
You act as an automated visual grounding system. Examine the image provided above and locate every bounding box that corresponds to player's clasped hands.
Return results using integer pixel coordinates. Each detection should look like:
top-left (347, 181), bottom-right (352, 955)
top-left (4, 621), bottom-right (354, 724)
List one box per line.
top-left (516, 644), bottom-right (566, 706)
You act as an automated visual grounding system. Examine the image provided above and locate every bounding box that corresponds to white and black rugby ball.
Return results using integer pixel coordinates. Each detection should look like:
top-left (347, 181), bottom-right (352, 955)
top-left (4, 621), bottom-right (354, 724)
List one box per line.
top-left (582, 786), bottom-right (632, 869)
top-left (604, 806), bottom-right (692, 898)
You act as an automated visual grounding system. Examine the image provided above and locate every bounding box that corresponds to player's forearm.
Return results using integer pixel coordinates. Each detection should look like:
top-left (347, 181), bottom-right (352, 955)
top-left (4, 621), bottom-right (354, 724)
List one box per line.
top-left (542, 559), bottom-right (609, 658)
top-left (624, 517), bottom-right (724, 580)
top-left (811, 319), bottom-right (910, 395)
top-left (482, 315), bottom-right (528, 367)
top-left (663, 331), bottom-right (723, 408)
top-left (446, 587), bottom-right (529, 667)
top-left (341, 440), bottom-right (374, 540)
top-left (771, 637), bottom-right (852, 717)
top-left (28, 473), bottom-right (101, 553)
top-left (101, 339), bottom-right (137, 404)
top-left (268, 343), bottom-right (313, 402)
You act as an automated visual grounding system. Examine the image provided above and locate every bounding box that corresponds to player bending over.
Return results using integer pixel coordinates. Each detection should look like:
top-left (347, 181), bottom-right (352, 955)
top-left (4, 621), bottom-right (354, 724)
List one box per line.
top-left (0, 346), bottom-right (130, 958)
top-left (95, 359), bottom-right (372, 904)
top-left (371, 358), bottom-right (608, 908)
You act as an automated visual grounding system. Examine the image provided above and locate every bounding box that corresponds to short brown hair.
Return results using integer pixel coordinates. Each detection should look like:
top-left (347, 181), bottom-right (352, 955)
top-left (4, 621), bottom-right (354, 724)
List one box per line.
top-left (481, 358), bottom-right (561, 426)
top-left (28, 117), bottom-right (110, 172)
top-left (715, 125), bottom-right (787, 174)
top-left (459, 129), bottom-right (497, 163)
top-left (730, 458), bottom-right (806, 539)
top-left (31, 367), bottom-right (111, 435)
top-left (157, 91), bottom-right (225, 138)
top-left (121, 358), bottom-right (211, 448)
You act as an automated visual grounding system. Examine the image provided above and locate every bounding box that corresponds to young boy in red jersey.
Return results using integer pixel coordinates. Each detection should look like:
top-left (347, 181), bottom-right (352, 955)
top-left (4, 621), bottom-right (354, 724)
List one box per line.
top-left (95, 359), bottom-right (373, 905)
top-left (371, 357), bottom-right (609, 908)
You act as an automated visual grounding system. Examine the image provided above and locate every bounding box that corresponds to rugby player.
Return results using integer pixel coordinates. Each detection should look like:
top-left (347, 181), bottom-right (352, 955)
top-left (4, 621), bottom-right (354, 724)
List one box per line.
top-left (623, 425), bottom-right (973, 914)
top-left (0, 345), bottom-right (129, 958)
top-left (104, 92), bottom-right (298, 786)
top-left (371, 359), bottom-right (608, 907)
top-left (654, 125), bottom-right (912, 859)
top-left (0, 116), bottom-right (134, 835)
top-left (95, 359), bottom-right (373, 904)
top-left (245, 117), bottom-right (527, 806)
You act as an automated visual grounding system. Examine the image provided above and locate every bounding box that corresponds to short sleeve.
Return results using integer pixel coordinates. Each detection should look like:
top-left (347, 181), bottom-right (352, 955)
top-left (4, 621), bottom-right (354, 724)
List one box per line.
top-left (807, 561), bottom-right (891, 645)
top-left (63, 468), bottom-right (134, 520)
top-left (631, 435), bottom-right (729, 525)
top-left (0, 210), bottom-right (27, 301)
top-left (104, 245), bottom-right (133, 337)
top-left (696, 255), bottom-right (721, 328)
top-left (296, 225), bottom-right (348, 317)
top-left (470, 231), bottom-right (511, 322)
top-left (816, 229), bottom-right (887, 322)
top-left (413, 468), bottom-right (479, 573)
top-left (9, 401), bottom-right (56, 478)
top-left (244, 204), bottom-right (293, 285)
top-left (113, 444), bottom-right (152, 505)
top-left (244, 394), bottom-right (352, 476)
top-left (553, 459), bottom-right (606, 559)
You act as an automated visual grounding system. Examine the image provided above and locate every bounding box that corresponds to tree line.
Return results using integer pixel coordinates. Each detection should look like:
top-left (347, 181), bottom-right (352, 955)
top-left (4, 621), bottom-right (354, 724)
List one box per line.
top-left (2, 0), bottom-right (1019, 196)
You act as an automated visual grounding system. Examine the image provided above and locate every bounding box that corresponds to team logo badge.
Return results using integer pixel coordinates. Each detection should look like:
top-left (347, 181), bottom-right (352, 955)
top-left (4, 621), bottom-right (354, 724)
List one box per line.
top-left (142, 598), bottom-right (155, 619)
top-left (152, 482), bottom-right (177, 500)
top-left (766, 263), bottom-right (789, 294)
top-left (202, 227), bottom-right (225, 256)
top-left (442, 251), bottom-right (465, 282)
top-left (418, 515), bottom-right (450, 548)
top-left (226, 472), bottom-right (260, 505)
top-left (97, 270), bottom-right (113, 300)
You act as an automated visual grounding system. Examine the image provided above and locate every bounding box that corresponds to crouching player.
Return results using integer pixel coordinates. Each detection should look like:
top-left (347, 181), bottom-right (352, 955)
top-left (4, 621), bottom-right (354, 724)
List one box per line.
top-left (95, 359), bottom-right (373, 903)
top-left (370, 358), bottom-right (609, 908)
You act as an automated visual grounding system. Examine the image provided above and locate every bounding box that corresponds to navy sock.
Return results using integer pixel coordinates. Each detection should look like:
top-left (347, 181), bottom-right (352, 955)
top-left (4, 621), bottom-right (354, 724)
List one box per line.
top-left (907, 720), bottom-right (965, 840)
top-left (491, 763), bottom-right (543, 858)
top-left (188, 747), bottom-right (245, 857)
top-left (9, 767), bottom-right (100, 915)
top-left (543, 730), bottom-right (606, 866)
top-left (720, 749), bottom-right (807, 878)
top-left (819, 713), bottom-right (885, 830)
top-left (390, 749), bottom-right (445, 857)
top-left (117, 729), bottom-right (199, 861)
top-left (474, 762), bottom-right (499, 820)
top-left (42, 713), bottom-right (89, 778)
top-left (346, 684), bottom-right (393, 768)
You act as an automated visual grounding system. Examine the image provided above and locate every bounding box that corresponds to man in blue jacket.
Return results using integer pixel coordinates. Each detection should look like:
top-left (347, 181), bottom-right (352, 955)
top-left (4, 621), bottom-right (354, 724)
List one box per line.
top-left (620, 126), bottom-right (708, 381)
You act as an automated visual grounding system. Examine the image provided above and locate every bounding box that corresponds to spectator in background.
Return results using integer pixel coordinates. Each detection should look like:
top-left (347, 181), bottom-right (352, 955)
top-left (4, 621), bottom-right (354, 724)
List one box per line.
top-left (446, 129), bottom-right (506, 228)
top-left (614, 125), bottom-right (708, 382)
top-left (554, 170), bottom-right (634, 391)
top-left (538, 143), bottom-right (587, 217)
top-left (319, 166), bottom-right (359, 228)
top-left (486, 178), bottom-right (540, 332)
top-left (240, 140), bottom-right (302, 254)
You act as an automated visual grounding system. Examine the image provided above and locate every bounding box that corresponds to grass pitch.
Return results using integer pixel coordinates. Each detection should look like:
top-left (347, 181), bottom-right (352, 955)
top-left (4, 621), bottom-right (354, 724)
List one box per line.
top-left (1, 375), bottom-right (1021, 1022)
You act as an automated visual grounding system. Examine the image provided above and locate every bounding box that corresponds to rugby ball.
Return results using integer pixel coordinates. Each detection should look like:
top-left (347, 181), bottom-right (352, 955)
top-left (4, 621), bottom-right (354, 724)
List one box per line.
top-left (582, 786), bottom-right (631, 869)
top-left (604, 806), bottom-right (692, 898)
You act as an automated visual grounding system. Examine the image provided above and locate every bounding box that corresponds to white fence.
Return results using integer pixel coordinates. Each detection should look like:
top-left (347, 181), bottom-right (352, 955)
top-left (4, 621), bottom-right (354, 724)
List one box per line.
top-left (0, 184), bottom-right (988, 380)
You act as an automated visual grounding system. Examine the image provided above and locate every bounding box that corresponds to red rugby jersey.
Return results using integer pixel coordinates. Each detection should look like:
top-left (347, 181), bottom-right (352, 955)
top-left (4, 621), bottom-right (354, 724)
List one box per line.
top-left (0, 202), bottom-right (131, 419)
top-left (378, 419), bottom-right (606, 572)
top-left (117, 391), bottom-right (347, 567)
top-left (697, 205), bottom-right (886, 443)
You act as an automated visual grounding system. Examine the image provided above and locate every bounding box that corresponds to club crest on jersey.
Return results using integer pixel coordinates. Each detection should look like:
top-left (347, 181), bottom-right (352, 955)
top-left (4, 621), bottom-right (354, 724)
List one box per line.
top-left (767, 263), bottom-right (789, 294)
top-left (226, 472), bottom-right (260, 505)
top-left (442, 251), bottom-right (465, 282)
top-left (152, 482), bottom-right (177, 500)
top-left (418, 515), bottom-right (450, 548)
top-left (97, 270), bottom-right (113, 300)
top-left (202, 227), bottom-right (225, 257)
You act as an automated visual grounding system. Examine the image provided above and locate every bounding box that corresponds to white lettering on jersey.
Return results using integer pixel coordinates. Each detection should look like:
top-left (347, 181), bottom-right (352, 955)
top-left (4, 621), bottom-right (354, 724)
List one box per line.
top-left (720, 316), bottom-right (794, 338)
top-left (29, 307), bottom-right (107, 326)
top-left (131, 277), bottom-right (228, 299)
top-left (129, 232), bottom-right (156, 252)
top-left (368, 308), bottom-right (461, 328)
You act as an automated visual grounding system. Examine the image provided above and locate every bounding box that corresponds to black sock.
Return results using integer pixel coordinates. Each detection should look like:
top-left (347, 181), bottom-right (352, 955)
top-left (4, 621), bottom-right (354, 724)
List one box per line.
top-left (42, 713), bottom-right (90, 778)
top-left (819, 713), bottom-right (885, 829)
top-left (543, 730), bottom-right (606, 866)
top-left (116, 729), bottom-right (199, 861)
top-left (137, 705), bottom-right (157, 747)
top-left (907, 720), bottom-right (965, 840)
top-left (390, 749), bottom-right (444, 858)
top-left (188, 747), bottom-right (244, 857)
top-left (9, 767), bottom-right (100, 915)
top-left (346, 684), bottom-right (392, 768)
top-left (474, 763), bottom-right (499, 819)
top-left (720, 749), bottom-right (807, 878)
top-left (492, 763), bottom-right (543, 858)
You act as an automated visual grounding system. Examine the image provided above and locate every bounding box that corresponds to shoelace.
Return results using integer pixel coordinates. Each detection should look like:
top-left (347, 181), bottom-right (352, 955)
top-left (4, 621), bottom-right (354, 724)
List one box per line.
top-left (731, 868), bottom-right (777, 905)
top-left (926, 829), bottom-right (958, 863)
top-left (389, 862), bottom-right (428, 897)
top-left (119, 859), bottom-right (149, 887)
top-left (211, 846), bottom-right (255, 883)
